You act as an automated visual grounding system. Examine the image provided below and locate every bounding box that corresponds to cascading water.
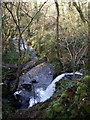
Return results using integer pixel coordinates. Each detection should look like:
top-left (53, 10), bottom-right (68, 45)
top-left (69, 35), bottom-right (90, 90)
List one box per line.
top-left (28, 72), bottom-right (82, 107)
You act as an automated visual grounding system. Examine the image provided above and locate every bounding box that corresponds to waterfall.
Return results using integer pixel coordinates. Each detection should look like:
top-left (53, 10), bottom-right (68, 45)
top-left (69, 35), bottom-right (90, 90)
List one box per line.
top-left (28, 72), bottom-right (82, 107)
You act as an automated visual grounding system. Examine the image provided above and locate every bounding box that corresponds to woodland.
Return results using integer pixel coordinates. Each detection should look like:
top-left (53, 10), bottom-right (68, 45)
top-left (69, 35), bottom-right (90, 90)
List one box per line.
top-left (1, 0), bottom-right (90, 120)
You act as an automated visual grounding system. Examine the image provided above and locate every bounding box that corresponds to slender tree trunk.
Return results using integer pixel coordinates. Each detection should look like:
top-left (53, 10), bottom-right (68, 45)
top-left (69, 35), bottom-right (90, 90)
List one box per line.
top-left (4, 1), bottom-right (48, 92)
top-left (13, 3), bottom-right (22, 92)
top-left (0, 4), bottom-right (2, 118)
top-left (54, 0), bottom-right (60, 57)
top-left (54, 0), bottom-right (63, 69)
top-left (73, 2), bottom-right (86, 23)
top-left (87, 2), bottom-right (90, 75)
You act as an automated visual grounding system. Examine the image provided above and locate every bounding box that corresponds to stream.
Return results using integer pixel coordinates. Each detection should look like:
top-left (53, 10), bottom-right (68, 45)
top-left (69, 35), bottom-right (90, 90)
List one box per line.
top-left (12, 37), bottom-right (82, 108)
top-left (14, 71), bottom-right (82, 108)
top-left (28, 72), bottom-right (82, 107)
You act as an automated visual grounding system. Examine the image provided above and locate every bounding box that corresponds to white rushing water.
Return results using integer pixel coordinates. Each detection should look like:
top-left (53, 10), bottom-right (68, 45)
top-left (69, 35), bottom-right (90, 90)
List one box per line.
top-left (28, 72), bottom-right (83, 107)
top-left (14, 90), bottom-right (22, 99)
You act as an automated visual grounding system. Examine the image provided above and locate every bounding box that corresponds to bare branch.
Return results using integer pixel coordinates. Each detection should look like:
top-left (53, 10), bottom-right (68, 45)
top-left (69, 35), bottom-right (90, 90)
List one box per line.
top-left (4, 3), bottom-right (18, 27)
top-left (21, 0), bottom-right (48, 35)
top-left (73, 2), bottom-right (88, 23)
top-left (65, 39), bottom-right (73, 60)
top-left (76, 45), bottom-right (88, 65)
top-left (76, 44), bottom-right (87, 61)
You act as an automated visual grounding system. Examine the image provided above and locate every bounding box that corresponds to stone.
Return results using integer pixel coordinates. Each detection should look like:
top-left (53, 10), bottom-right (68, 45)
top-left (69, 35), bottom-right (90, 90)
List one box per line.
top-left (14, 62), bottom-right (53, 109)
top-left (21, 84), bottom-right (32, 91)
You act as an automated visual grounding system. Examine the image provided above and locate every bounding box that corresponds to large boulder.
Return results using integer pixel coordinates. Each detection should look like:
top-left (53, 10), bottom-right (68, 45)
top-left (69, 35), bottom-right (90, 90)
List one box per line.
top-left (14, 63), bottom-right (53, 109)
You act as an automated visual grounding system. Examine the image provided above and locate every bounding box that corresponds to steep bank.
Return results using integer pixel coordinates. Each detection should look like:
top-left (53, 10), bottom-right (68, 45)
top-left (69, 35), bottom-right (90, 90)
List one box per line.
top-left (3, 73), bottom-right (90, 120)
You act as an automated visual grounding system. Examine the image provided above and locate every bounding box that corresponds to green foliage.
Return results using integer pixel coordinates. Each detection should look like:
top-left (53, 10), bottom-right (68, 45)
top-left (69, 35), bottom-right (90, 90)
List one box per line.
top-left (83, 76), bottom-right (90, 86)
top-left (45, 76), bottom-right (90, 120)
top-left (3, 51), bottom-right (19, 64)
top-left (2, 2), bottom-right (89, 119)
top-left (38, 103), bottom-right (45, 110)
top-left (61, 80), bottom-right (74, 89)
top-left (2, 103), bottom-right (16, 120)
top-left (21, 52), bottom-right (31, 64)
top-left (55, 79), bottom-right (75, 96)
top-left (2, 84), bottom-right (9, 98)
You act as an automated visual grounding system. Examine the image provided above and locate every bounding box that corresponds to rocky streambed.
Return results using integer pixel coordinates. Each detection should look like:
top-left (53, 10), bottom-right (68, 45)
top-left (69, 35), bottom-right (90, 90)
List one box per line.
top-left (3, 44), bottom-right (82, 109)
top-left (14, 60), bottom-right (82, 109)
top-left (3, 48), bottom-right (83, 110)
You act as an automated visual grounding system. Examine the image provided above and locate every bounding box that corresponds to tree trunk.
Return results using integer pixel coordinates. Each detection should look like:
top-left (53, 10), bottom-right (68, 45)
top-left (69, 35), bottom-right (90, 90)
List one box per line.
top-left (54, 0), bottom-right (63, 69)
top-left (87, 2), bottom-right (90, 75)
top-left (73, 2), bottom-right (86, 23)
top-left (54, 0), bottom-right (60, 57)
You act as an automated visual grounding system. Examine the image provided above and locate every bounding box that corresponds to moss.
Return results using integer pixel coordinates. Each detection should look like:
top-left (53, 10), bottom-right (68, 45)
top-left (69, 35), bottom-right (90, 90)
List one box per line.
top-left (2, 103), bottom-right (16, 120)
top-left (2, 84), bottom-right (9, 98)
top-left (38, 103), bottom-right (45, 110)
top-left (83, 102), bottom-right (90, 113)
top-left (3, 75), bottom-right (90, 120)
top-left (76, 82), bottom-right (87, 94)
top-left (45, 108), bottom-right (53, 119)
top-left (46, 101), bottom-right (68, 119)
top-left (74, 95), bottom-right (79, 102)
top-left (52, 103), bottom-right (61, 112)
top-left (76, 81), bottom-right (82, 86)
top-left (70, 109), bottom-right (78, 118)
top-left (83, 76), bottom-right (90, 86)
top-left (45, 75), bottom-right (90, 119)
top-left (61, 91), bottom-right (67, 99)
top-left (56, 98), bottom-right (63, 103)
top-left (3, 51), bottom-right (19, 64)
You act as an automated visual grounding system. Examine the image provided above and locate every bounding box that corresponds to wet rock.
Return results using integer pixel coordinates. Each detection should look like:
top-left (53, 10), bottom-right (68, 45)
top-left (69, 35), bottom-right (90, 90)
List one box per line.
top-left (21, 58), bottom-right (38, 73)
top-left (30, 51), bottom-right (38, 60)
top-left (21, 84), bottom-right (32, 91)
top-left (2, 99), bottom-right (10, 104)
top-left (19, 99), bottom-right (30, 109)
top-left (31, 79), bottom-right (38, 84)
top-left (14, 62), bottom-right (53, 109)
top-left (21, 57), bottom-right (47, 74)
top-left (19, 63), bottom-right (53, 89)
